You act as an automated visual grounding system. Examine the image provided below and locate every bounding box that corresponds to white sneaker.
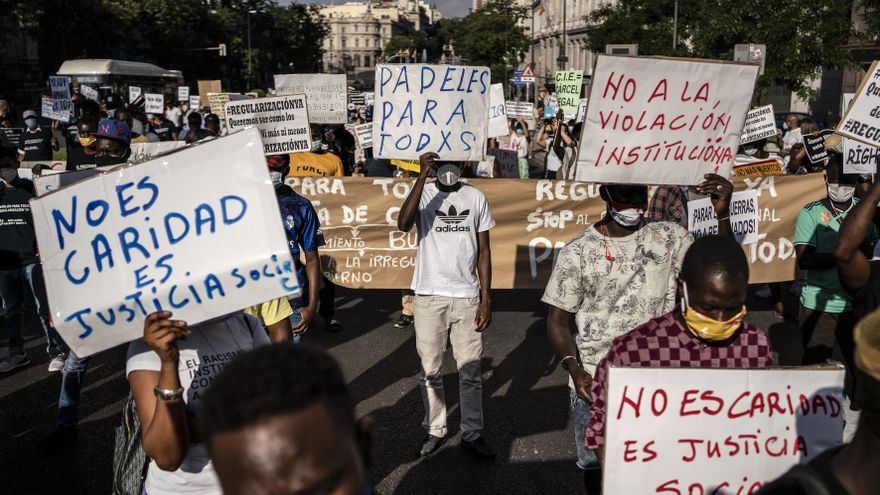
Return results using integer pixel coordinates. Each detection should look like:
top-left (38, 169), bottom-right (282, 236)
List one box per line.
top-left (0, 353), bottom-right (31, 373)
top-left (48, 353), bottom-right (66, 373)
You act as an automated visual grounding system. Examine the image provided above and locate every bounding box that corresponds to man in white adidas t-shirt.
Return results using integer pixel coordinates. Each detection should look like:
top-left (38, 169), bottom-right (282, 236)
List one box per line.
top-left (398, 152), bottom-right (496, 460)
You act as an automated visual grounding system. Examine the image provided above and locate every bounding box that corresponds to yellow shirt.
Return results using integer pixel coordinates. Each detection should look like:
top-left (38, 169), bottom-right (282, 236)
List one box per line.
top-left (244, 297), bottom-right (294, 326)
top-left (288, 151), bottom-right (344, 177)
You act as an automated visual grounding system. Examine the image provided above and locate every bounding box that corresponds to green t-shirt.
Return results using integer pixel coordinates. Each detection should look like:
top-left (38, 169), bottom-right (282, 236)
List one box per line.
top-left (794, 199), bottom-right (877, 313)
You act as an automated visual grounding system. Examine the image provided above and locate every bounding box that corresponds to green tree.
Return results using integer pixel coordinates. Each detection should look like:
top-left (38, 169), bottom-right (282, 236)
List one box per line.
top-left (586, 0), bottom-right (856, 99)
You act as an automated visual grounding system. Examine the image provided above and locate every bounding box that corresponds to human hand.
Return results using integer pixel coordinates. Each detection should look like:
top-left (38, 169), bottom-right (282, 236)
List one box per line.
top-left (571, 366), bottom-right (593, 402)
top-left (419, 152), bottom-right (438, 176)
top-left (292, 305), bottom-right (315, 334)
top-left (694, 173), bottom-right (733, 217)
top-left (143, 311), bottom-right (189, 364)
top-left (475, 300), bottom-right (491, 332)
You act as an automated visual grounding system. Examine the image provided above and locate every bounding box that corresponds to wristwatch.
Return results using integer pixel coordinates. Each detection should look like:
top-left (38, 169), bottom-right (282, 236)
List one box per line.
top-left (154, 386), bottom-right (185, 402)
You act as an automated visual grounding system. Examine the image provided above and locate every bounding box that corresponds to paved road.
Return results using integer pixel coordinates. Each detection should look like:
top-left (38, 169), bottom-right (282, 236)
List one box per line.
top-left (0, 286), bottom-right (809, 494)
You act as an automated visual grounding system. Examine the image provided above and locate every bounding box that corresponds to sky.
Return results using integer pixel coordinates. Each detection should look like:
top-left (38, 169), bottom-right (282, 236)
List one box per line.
top-left (283, 0), bottom-right (471, 18)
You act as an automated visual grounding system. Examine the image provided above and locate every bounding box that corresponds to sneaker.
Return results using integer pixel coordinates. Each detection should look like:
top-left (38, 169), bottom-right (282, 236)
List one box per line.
top-left (418, 435), bottom-right (446, 458)
top-left (461, 436), bottom-right (496, 460)
top-left (0, 353), bottom-right (31, 373)
top-left (48, 353), bottom-right (66, 373)
top-left (394, 314), bottom-right (414, 328)
top-left (326, 319), bottom-right (343, 332)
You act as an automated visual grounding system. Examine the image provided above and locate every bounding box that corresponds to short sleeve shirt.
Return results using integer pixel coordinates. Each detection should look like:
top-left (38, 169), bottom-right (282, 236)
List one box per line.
top-left (795, 199), bottom-right (877, 313)
top-left (275, 186), bottom-right (325, 298)
top-left (18, 128), bottom-right (52, 161)
top-left (541, 222), bottom-right (693, 377)
top-left (288, 152), bottom-right (344, 177)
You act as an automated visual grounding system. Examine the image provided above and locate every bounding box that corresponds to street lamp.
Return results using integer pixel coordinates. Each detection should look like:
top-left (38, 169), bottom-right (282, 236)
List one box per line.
top-left (247, 9), bottom-right (257, 90)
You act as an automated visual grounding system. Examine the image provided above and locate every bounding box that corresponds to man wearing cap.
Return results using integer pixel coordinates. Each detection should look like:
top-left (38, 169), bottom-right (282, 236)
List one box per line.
top-left (397, 152), bottom-right (496, 460)
top-left (18, 110), bottom-right (57, 161)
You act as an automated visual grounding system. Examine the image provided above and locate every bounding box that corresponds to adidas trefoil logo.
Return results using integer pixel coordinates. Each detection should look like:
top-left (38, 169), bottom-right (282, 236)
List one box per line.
top-left (435, 205), bottom-right (471, 232)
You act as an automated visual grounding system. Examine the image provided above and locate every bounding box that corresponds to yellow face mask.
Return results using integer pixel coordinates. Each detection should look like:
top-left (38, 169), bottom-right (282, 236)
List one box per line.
top-left (79, 136), bottom-right (96, 148)
top-left (681, 281), bottom-right (747, 341)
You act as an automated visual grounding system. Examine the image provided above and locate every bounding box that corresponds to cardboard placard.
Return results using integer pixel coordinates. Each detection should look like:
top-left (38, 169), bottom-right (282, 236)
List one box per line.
top-left (687, 189), bottom-right (759, 244)
top-left (555, 70), bottom-right (584, 116)
top-left (224, 94), bottom-right (312, 156)
top-left (128, 86), bottom-right (142, 104)
top-left (732, 158), bottom-right (785, 177)
top-left (575, 55), bottom-right (759, 185)
top-left (804, 129), bottom-right (834, 164)
top-left (50, 76), bottom-right (72, 112)
top-left (177, 86), bottom-right (190, 102)
top-left (575, 99), bottom-right (588, 124)
top-left (739, 104), bottom-right (777, 144)
top-left (505, 101), bottom-right (534, 119)
top-left (372, 64), bottom-right (490, 161)
top-left (488, 84), bottom-right (510, 138)
top-left (207, 93), bottom-right (230, 119)
top-left (543, 93), bottom-right (558, 119)
top-left (841, 92), bottom-right (878, 174)
top-left (41, 96), bottom-right (70, 123)
top-left (274, 74), bottom-right (348, 124)
top-left (30, 128), bottom-right (299, 357)
top-left (189, 95), bottom-right (201, 110)
top-left (197, 80), bottom-right (222, 109)
top-left (144, 93), bottom-right (164, 114)
top-left (32, 167), bottom-right (105, 197)
top-left (354, 123), bottom-right (373, 149)
top-left (491, 148), bottom-right (519, 178)
top-left (603, 367), bottom-right (844, 494)
top-left (836, 60), bottom-right (880, 148)
top-left (80, 85), bottom-right (99, 102)
top-left (129, 142), bottom-right (187, 164)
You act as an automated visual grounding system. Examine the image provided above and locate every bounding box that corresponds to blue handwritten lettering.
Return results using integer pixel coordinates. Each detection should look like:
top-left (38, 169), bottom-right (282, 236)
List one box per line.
top-left (64, 250), bottom-right (89, 285)
top-left (52, 196), bottom-right (77, 250)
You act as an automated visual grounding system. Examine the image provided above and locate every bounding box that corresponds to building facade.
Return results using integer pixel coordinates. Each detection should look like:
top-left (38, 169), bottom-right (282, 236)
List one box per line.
top-left (530, 0), bottom-right (610, 88)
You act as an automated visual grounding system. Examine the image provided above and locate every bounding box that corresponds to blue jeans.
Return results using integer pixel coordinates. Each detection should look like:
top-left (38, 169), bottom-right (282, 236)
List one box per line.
top-left (0, 263), bottom-right (64, 356)
top-left (570, 388), bottom-right (600, 470)
top-left (289, 297), bottom-right (303, 344)
top-left (58, 351), bottom-right (90, 426)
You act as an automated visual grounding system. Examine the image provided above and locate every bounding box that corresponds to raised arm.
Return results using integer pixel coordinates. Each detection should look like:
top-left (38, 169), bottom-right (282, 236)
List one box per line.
top-left (834, 180), bottom-right (880, 291)
top-left (693, 173), bottom-right (734, 239)
top-left (397, 152), bottom-right (436, 232)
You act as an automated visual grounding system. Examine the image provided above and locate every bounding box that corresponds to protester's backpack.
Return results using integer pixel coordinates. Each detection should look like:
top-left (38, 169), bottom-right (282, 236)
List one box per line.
top-left (112, 393), bottom-right (147, 495)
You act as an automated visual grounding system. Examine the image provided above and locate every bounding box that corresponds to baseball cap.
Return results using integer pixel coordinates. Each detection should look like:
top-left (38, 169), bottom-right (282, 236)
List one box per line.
top-left (23, 110), bottom-right (37, 120)
top-left (266, 154), bottom-right (290, 170)
top-left (95, 119), bottom-right (132, 145)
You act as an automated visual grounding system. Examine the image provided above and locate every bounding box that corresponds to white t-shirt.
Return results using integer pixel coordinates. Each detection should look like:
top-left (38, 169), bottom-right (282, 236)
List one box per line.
top-left (411, 182), bottom-right (495, 298)
top-left (125, 313), bottom-right (270, 495)
top-left (782, 127), bottom-right (803, 151)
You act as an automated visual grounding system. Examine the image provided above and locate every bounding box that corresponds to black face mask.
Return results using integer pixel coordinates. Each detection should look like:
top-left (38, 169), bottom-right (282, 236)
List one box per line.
top-left (95, 150), bottom-right (130, 166)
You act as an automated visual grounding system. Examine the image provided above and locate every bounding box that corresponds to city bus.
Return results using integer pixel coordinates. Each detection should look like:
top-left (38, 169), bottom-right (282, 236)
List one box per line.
top-left (57, 59), bottom-right (184, 102)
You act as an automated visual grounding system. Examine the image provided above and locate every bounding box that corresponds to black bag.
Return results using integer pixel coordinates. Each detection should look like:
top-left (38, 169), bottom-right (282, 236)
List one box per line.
top-left (112, 394), bottom-right (147, 495)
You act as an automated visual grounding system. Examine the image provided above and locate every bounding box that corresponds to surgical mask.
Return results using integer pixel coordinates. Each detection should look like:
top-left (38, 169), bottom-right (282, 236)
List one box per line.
top-left (269, 170), bottom-right (284, 188)
top-left (743, 146), bottom-right (758, 156)
top-left (515, 128), bottom-right (524, 136)
top-left (608, 201), bottom-right (645, 227)
top-left (681, 280), bottom-right (747, 341)
top-left (827, 183), bottom-right (855, 203)
top-left (436, 163), bottom-right (461, 187)
top-left (1, 168), bottom-right (17, 183)
top-left (25, 118), bottom-right (37, 130)
top-left (79, 136), bottom-right (96, 148)
top-left (311, 140), bottom-right (323, 152)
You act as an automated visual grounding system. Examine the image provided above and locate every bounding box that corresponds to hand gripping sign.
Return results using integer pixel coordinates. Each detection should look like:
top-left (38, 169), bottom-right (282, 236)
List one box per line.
top-left (30, 128), bottom-right (300, 357)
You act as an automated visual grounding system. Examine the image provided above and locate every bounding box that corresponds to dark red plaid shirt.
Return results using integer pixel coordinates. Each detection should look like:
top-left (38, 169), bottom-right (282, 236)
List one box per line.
top-left (585, 309), bottom-right (773, 449)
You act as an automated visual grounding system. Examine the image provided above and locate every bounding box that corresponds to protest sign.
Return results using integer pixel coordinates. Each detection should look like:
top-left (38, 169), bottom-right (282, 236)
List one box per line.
top-left (837, 60), bottom-right (880, 148)
top-left (506, 101), bottom-right (534, 119)
top-left (0, 128), bottom-right (23, 148)
top-left (364, 92), bottom-right (375, 107)
top-left (30, 128), bottom-right (299, 357)
top-left (197, 80), bottom-right (221, 108)
top-left (490, 148), bottom-right (519, 178)
top-left (207, 93), bottom-right (230, 119)
top-left (128, 86), bottom-right (141, 104)
top-left (80, 85), bottom-right (99, 102)
top-left (842, 92), bottom-right (878, 174)
top-left (543, 93), bottom-right (558, 119)
top-left (555, 70), bottom-right (584, 116)
top-left (476, 156), bottom-right (495, 177)
top-left (189, 95), bottom-right (201, 110)
top-left (575, 99), bottom-right (588, 123)
top-left (373, 64), bottom-right (491, 161)
top-left (177, 86), bottom-right (189, 102)
top-left (49, 76), bottom-right (72, 112)
top-left (224, 94), bottom-right (312, 156)
top-left (274, 74), bottom-right (347, 124)
top-left (739, 104), bottom-right (777, 144)
top-left (32, 167), bottom-right (104, 197)
top-left (41, 96), bottom-right (70, 123)
top-left (575, 55), bottom-right (759, 185)
top-left (144, 93), bottom-right (164, 114)
top-left (732, 158), bottom-right (785, 177)
top-left (354, 123), bottom-right (373, 148)
top-left (488, 84), bottom-right (510, 138)
top-left (390, 159), bottom-right (420, 173)
top-left (687, 189), bottom-right (759, 244)
top-left (129, 141), bottom-right (187, 164)
top-left (282, 173), bottom-right (823, 289)
top-left (603, 366), bottom-right (844, 494)
top-left (804, 129), bottom-right (834, 164)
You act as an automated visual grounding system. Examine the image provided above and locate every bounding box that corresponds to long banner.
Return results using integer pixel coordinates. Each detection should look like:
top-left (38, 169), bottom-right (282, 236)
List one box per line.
top-left (287, 173), bottom-right (825, 289)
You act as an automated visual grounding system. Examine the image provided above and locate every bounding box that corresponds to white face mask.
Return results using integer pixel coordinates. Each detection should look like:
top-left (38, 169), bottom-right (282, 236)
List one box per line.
top-left (609, 205), bottom-right (644, 227)
top-left (311, 140), bottom-right (323, 152)
top-left (743, 147), bottom-right (758, 156)
top-left (827, 184), bottom-right (855, 203)
top-left (436, 163), bottom-right (461, 187)
top-left (269, 170), bottom-right (284, 188)
top-left (1, 168), bottom-right (17, 183)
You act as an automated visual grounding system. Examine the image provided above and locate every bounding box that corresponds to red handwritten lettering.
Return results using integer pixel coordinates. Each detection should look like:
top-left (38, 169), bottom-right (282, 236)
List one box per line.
top-left (680, 390), bottom-right (700, 416)
top-left (648, 79), bottom-right (668, 103)
top-left (616, 385), bottom-right (643, 420)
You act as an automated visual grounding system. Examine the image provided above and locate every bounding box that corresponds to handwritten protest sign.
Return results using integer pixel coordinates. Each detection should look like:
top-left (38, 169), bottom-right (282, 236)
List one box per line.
top-left (543, 93), bottom-right (558, 119)
top-left (490, 148), bottom-right (519, 178)
top-left (189, 95), bottom-right (201, 110)
top-left (837, 60), bottom-right (880, 148)
top-left (30, 128), bottom-right (299, 357)
top-left (603, 366), bottom-right (844, 494)
top-left (576, 55), bottom-right (759, 185)
top-left (373, 64), bottom-right (490, 161)
top-left (732, 158), bottom-right (785, 177)
top-left (33, 168), bottom-right (105, 197)
top-left (804, 129), bottom-right (834, 164)
top-left (177, 86), bottom-right (189, 102)
top-left (207, 93), bottom-right (230, 119)
top-left (488, 84), bottom-right (510, 138)
top-left (739, 104), bottom-right (777, 144)
top-left (129, 142), bottom-right (187, 164)
top-left (50, 76), bottom-right (71, 112)
top-left (41, 96), bottom-right (70, 123)
top-left (555, 70), bottom-right (583, 116)
top-left (575, 99), bottom-right (588, 123)
top-left (144, 93), bottom-right (164, 114)
top-left (80, 85), bottom-right (99, 102)
top-left (688, 190), bottom-right (759, 244)
top-left (224, 94), bottom-right (312, 156)
top-left (128, 86), bottom-right (141, 104)
top-left (197, 80), bottom-right (221, 108)
top-left (274, 74), bottom-right (347, 124)
top-left (842, 92), bottom-right (878, 174)
top-left (476, 156), bottom-right (495, 177)
top-left (354, 124), bottom-right (373, 149)
top-left (506, 101), bottom-right (534, 119)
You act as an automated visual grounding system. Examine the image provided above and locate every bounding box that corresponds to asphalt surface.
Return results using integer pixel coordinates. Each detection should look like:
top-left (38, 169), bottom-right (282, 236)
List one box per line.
top-left (0, 286), bottom-right (815, 494)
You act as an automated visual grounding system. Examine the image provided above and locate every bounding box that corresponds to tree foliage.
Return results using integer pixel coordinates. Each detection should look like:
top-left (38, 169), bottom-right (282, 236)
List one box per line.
top-left (586, 0), bottom-right (856, 99)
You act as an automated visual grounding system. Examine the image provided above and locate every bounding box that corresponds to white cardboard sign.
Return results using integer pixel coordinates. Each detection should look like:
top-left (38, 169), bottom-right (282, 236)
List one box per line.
top-left (224, 94), bottom-right (312, 156)
top-left (739, 104), bottom-right (777, 144)
top-left (50, 76), bottom-right (72, 112)
top-left (274, 73), bottom-right (347, 124)
top-left (354, 123), bottom-right (373, 149)
top-left (80, 85), bottom-right (100, 102)
top-left (837, 60), bottom-right (880, 148)
top-left (687, 189), bottom-right (759, 245)
top-left (129, 86), bottom-right (142, 103)
top-left (373, 64), bottom-right (490, 161)
top-left (41, 96), bottom-right (70, 123)
top-left (842, 92), bottom-right (878, 174)
top-left (604, 367), bottom-right (844, 494)
top-left (129, 141), bottom-right (187, 164)
top-left (505, 101), bottom-right (534, 119)
top-left (178, 86), bottom-right (190, 102)
top-left (30, 128), bottom-right (300, 357)
top-left (576, 55), bottom-right (759, 185)
top-left (488, 83), bottom-right (510, 138)
top-left (575, 98), bottom-right (588, 123)
top-left (144, 93), bottom-right (164, 114)
top-left (189, 95), bottom-right (201, 110)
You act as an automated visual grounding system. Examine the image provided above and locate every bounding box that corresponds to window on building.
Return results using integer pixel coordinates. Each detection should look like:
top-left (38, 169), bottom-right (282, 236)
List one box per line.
top-left (355, 38), bottom-right (359, 48)
top-left (355, 54), bottom-right (361, 67)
